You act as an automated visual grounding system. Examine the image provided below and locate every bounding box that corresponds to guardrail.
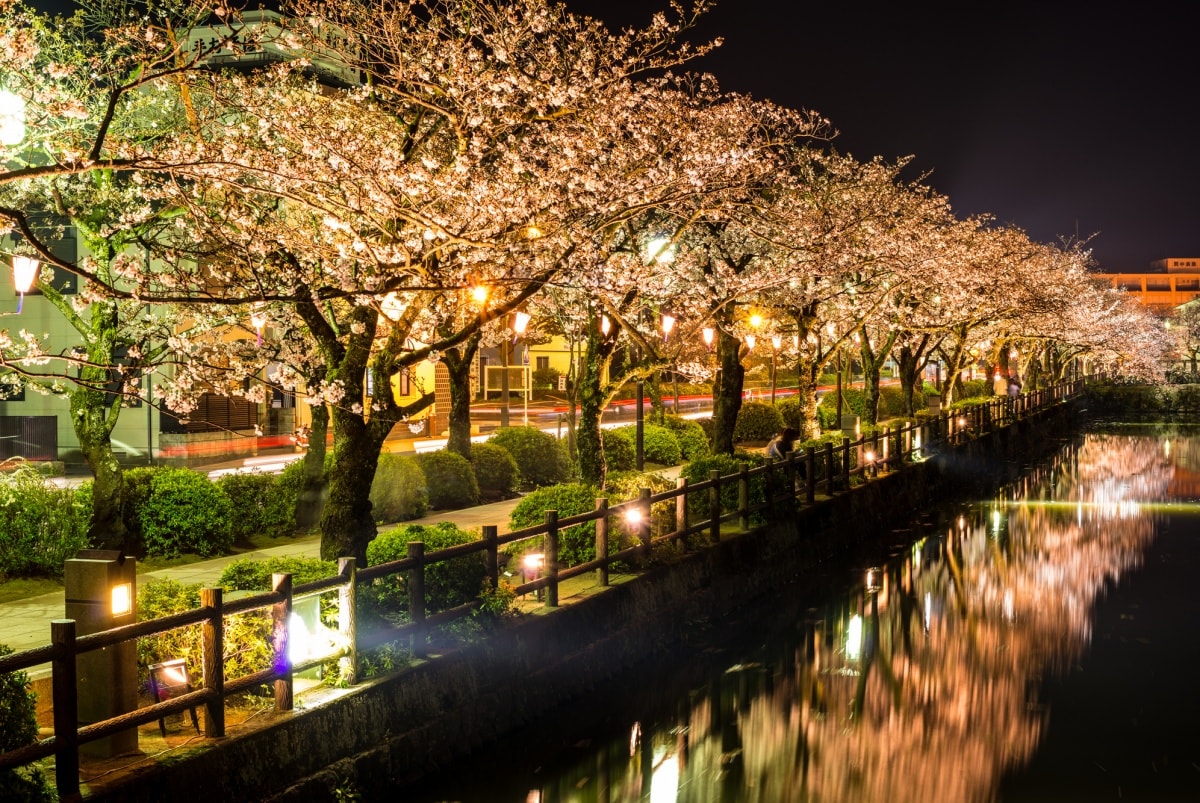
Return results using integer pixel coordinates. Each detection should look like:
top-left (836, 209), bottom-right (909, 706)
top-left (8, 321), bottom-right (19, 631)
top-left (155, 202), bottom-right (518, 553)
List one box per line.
top-left (0, 378), bottom-right (1086, 798)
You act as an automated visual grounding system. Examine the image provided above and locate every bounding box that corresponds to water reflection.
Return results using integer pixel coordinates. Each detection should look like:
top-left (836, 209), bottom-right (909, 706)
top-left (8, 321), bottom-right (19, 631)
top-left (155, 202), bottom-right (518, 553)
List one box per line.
top-left (402, 430), bottom-right (1186, 803)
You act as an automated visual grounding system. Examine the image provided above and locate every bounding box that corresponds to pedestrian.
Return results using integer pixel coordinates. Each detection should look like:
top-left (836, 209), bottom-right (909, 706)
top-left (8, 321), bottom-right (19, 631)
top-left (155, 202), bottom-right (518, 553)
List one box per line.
top-left (1007, 371), bottom-right (1022, 397)
top-left (766, 427), bottom-right (799, 460)
top-left (992, 368), bottom-right (1008, 396)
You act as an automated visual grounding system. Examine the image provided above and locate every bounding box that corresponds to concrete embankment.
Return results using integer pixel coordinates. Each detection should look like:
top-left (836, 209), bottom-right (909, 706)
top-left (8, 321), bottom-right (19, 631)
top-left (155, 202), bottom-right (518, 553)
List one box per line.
top-left (84, 402), bottom-right (1083, 802)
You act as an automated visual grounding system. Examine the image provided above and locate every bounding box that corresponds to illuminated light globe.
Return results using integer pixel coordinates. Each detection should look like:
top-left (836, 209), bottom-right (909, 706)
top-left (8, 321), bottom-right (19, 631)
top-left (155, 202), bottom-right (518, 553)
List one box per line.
top-left (0, 90), bottom-right (25, 146)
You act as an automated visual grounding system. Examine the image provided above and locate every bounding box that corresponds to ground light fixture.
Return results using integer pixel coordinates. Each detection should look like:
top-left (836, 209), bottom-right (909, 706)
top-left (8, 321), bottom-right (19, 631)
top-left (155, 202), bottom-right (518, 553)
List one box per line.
top-left (12, 255), bottom-right (39, 313)
top-left (110, 581), bottom-right (132, 616)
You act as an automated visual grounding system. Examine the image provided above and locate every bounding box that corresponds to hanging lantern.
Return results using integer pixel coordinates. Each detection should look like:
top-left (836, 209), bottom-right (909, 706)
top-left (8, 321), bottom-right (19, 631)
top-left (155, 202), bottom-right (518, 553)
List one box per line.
top-left (600, 315), bottom-right (611, 337)
top-left (745, 334), bottom-right (756, 351)
top-left (661, 313), bottom-right (675, 340)
top-left (12, 255), bottom-right (39, 314)
top-left (702, 327), bottom-right (714, 350)
top-left (250, 304), bottom-right (268, 346)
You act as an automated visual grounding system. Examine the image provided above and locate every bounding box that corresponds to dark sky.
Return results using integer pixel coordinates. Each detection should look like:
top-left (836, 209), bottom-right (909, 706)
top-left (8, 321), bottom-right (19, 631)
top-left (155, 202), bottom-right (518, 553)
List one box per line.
top-left (562, 0), bottom-right (1200, 272)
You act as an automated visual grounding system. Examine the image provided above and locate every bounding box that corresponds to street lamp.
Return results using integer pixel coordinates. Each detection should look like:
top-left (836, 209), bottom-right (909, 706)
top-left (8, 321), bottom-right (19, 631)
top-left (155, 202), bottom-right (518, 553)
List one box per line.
top-left (501, 310), bottom-right (531, 427)
top-left (702, 326), bottom-right (714, 351)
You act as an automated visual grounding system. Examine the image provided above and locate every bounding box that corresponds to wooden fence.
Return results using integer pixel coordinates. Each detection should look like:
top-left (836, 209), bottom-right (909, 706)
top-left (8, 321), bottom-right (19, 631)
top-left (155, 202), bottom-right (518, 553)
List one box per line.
top-left (0, 378), bottom-right (1085, 798)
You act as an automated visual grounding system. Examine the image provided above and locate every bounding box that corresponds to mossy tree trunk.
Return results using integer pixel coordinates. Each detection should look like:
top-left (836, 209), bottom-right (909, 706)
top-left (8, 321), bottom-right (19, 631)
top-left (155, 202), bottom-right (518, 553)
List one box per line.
top-left (296, 400), bottom-right (328, 531)
top-left (578, 323), bottom-right (617, 486)
top-left (441, 333), bottom-right (481, 459)
top-left (711, 325), bottom-right (745, 455)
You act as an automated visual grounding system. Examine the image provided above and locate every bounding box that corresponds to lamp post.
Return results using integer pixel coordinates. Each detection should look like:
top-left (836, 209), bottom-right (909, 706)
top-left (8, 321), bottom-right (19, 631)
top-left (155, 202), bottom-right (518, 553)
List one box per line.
top-left (501, 310), bottom-right (531, 428)
top-left (771, 334), bottom-right (782, 404)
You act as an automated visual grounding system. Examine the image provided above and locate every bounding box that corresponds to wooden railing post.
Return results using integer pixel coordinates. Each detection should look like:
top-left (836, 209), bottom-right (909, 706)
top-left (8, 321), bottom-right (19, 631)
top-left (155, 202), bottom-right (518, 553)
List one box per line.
top-left (638, 487), bottom-right (652, 557)
top-left (763, 455), bottom-right (776, 512)
top-left (595, 498), bottom-right (609, 586)
top-left (201, 587), bottom-right (226, 737)
top-left (51, 619), bottom-right (79, 800)
top-left (271, 572), bottom-right (294, 711)
top-left (785, 451), bottom-right (798, 500)
top-left (824, 441), bottom-right (835, 493)
top-left (738, 465), bottom-right (750, 530)
top-left (545, 510), bottom-right (559, 607)
top-left (805, 446), bottom-right (816, 504)
top-left (841, 437), bottom-right (851, 489)
top-left (407, 543), bottom-right (426, 658)
top-left (709, 469), bottom-right (721, 542)
top-left (675, 477), bottom-right (689, 550)
top-left (337, 557), bottom-right (357, 686)
top-left (483, 525), bottom-right (499, 589)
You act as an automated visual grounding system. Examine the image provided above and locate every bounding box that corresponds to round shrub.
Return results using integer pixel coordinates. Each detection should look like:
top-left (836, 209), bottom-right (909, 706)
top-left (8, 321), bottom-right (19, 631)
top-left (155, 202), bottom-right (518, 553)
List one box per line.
top-left (878, 385), bottom-right (911, 419)
top-left (774, 397), bottom-right (807, 434)
top-left (603, 470), bottom-right (677, 543)
top-left (681, 451), bottom-right (767, 522)
top-left (470, 441), bottom-right (521, 498)
top-left (487, 426), bottom-right (571, 488)
top-left (366, 522), bottom-right (486, 613)
top-left (415, 450), bottom-right (480, 510)
top-left (612, 423), bottom-right (682, 466)
top-left (508, 483), bottom-right (600, 567)
top-left (817, 388), bottom-right (867, 431)
top-left (139, 467), bottom-right (234, 559)
top-left (217, 470), bottom-right (296, 542)
top-left (120, 465), bottom-right (159, 553)
top-left (369, 453), bottom-right (428, 523)
top-left (663, 415), bottom-right (710, 461)
top-left (734, 400), bottom-right (785, 443)
top-left (0, 467), bottom-right (90, 579)
top-left (602, 427), bottom-right (636, 472)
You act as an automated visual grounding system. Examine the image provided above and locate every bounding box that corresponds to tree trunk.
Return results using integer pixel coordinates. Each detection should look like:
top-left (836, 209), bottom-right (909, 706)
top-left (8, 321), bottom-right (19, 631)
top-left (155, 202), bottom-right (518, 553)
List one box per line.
top-left (792, 355), bottom-right (821, 440)
top-left (295, 402), bottom-right (328, 531)
top-left (73, 390), bottom-right (127, 551)
top-left (442, 335), bottom-right (480, 459)
top-left (320, 408), bottom-right (389, 563)
top-left (711, 328), bottom-right (745, 454)
top-left (896, 345), bottom-right (921, 417)
top-left (577, 328), bottom-right (609, 486)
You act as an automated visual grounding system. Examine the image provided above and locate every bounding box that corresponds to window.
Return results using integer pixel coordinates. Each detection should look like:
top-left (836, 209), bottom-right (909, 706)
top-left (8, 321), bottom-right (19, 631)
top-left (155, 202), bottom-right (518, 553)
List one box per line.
top-left (536, 356), bottom-right (549, 371)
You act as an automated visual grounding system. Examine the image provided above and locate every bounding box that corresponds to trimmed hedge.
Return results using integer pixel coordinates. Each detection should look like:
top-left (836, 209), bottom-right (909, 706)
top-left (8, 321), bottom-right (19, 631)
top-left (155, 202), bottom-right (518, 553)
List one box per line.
top-left (662, 415), bottom-right (710, 460)
top-left (139, 467), bottom-right (234, 559)
top-left (734, 400), bottom-right (785, 442)
top-left (415, 450), bottom-right (480, 510)
top-left (486, 426), bottom-right (571, 488)
top-left (612, 423), bottom-right (682, 466)
top-left (217, 470), bottom-right (296, 542)
top-left (366, 522), bottom-right (486, 613)
top-left (508, 483), bottom-right (600, 567)
top-left (601, 427), bottom-right (636, 472)
top-left (470, 441), bottom-right (521, 498)
top-left (369, 453), bottom-right (428, 523)
top-left (0, 467), bottom-right (90, 579)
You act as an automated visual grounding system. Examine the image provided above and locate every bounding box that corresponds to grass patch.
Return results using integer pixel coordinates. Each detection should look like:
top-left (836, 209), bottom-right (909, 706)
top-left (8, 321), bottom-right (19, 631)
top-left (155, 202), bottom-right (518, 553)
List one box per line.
top-left (0, 576), bottom-right (63, 604)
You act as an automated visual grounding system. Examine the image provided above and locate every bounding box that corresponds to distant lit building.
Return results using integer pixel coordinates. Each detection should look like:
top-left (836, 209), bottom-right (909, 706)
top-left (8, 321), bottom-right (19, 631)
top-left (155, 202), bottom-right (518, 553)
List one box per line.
top-left (1092, 258), bottom-right (1200, 310)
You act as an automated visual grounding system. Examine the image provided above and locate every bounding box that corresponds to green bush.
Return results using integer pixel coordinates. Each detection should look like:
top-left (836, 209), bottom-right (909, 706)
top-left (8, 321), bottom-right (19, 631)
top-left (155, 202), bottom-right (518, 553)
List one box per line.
top-left (136, 578), bottom-right (270, 696)
top-left (681, 451), bottom-right (767, 522)
top-left (508, 483), bottom-right (600, 567)
top-left (774, 397), bottom-right (807, 434)
top-left (662, 415), bottom-right (710, 461)
top-left (139, 468), bottom-right (235, 559)
top-left (602, 427), bottom-right (636, 472)
top-left (369, 453), bottom-right (428, 523)
top-left (817, 388), bottom-right (867, 431)
top-left (366, 522), bottom-right (486, 613)
top-left (217, 470), bottom-right (296, 542)
top-left (0, 467), bottom-right (90, 579)
top-left (470, 441), bottom-right (521, 498)
top-left (218, 556), bottom-right (339, 591)
top-left (612, 423), bottom-right (682, 466)
top-left (734, 400), bottom-right (785, 443)
top-left (959, 378), bottom-right (989, 399)
top-left (532, 365), bottom-right (562, 391)
top-left (120, 465), bottom-right (159, 553)
top-left (603, 470), bottom-right (677, 544)
top-left (415, 450), bottom-right (480, 510)
top-left (487, 426), bottom-right (571, 488)
top-left (0, 645), bottom-right (52, 801)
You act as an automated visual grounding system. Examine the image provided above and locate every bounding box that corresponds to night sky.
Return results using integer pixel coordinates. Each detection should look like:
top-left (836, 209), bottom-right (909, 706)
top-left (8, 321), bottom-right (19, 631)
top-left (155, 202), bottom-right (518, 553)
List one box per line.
top-left (561, 0), bottom-right (1200, 272)
top-left (24, 0), bottom-right (1200, 271)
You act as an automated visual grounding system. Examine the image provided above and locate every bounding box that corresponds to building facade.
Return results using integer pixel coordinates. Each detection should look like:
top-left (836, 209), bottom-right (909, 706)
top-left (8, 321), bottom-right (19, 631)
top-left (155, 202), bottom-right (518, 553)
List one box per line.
top-left (1092, 258), bottom-right (1200, 311)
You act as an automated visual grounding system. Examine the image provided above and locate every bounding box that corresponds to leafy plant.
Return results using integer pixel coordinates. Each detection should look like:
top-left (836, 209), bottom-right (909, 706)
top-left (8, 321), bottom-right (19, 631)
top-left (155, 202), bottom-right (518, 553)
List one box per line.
top-left (486, 426), bottom-right (571, 488)
top-left (612, 422), bottom-right (682, 466)
top-left (508, 483), bottom-right (601, 567)
top-left (470, 441), bottom-right (521, 498)
top-left (680, 451), bottom-right (767, 523)
top-left (0, 645), bottom-right (52, 801)
top-left (601, 427), bottom-right (636, 472)
top-left (734, 400), bottom-right (785, 442)
top-left (139, 467), bottom-right (235, 558)
top-left (369, 453), bottom-right (428, 523)
top-left (415, 450), bottom-right (480, 510)
top-left (0, 467), bottom-right (90, 578)
top-left (217, 470), bottom-right (296, 542)
top-left (662, 415), bottom-right (710, 461)
top-left (218, 556), bottom-right (339, 591)
top-left (365, 522), bottom-right (486, 614)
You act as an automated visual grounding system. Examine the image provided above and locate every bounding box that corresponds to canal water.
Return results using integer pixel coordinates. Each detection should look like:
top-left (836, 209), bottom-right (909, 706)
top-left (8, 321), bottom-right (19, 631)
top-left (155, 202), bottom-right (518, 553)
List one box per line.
top-left (393, 424), bottom-right (1200, 803)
